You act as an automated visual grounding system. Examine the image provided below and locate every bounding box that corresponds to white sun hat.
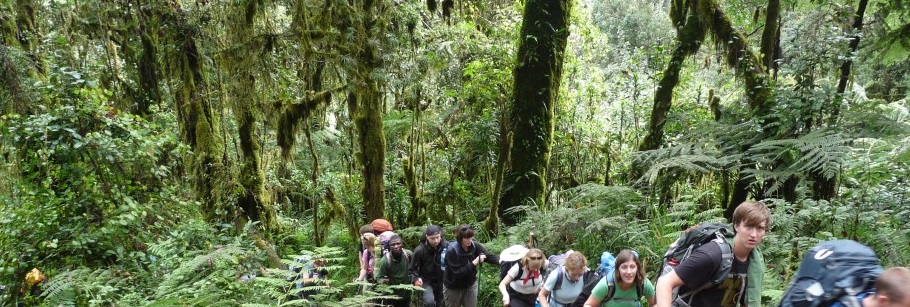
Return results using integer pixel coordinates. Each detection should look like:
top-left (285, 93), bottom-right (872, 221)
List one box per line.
top-left (499, 245), bottom-right (530, 263)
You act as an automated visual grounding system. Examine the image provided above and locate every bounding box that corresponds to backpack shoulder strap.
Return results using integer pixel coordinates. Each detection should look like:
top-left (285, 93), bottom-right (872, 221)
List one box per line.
top-left (606, 280), bottom-right (617, 302)
top-left (636, 281), bottom-right (643, 299)
top-left (553, 266), bottom-right (564, 291)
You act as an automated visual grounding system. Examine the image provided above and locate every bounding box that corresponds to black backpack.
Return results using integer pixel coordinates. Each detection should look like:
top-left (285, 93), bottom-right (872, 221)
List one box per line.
top-left (777, 240), bottom-right (882, 307)
top-left (659, 222), bottom-right (735, 306)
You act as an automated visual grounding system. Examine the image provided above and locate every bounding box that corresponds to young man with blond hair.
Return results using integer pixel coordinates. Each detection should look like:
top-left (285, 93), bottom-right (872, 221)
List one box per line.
top-left (656, 200), bottom-right (771, 307)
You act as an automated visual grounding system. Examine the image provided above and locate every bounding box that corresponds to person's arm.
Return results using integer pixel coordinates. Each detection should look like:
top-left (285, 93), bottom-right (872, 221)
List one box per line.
top-left (538, 288), bottom-right (551, 307)
top-left (655, 270), bottom-right (686, 307)
top-left (582, 294), bottom-right (601, 307)
top-left (446, 247), bottom-right (479, 281)
top-left (476, 242), bottom-right (500, 265)
top-left (583, 275), bottom-right (608, 307)
top-left (499, 265), bottom-right (517, 306)
top-left (356, 250), bottom-right (369, 281)
top-left (644, 278), bottom-right (657, 307)
top-left (375, 256), bottom-right (389, 284)
top-left (408, 247), bottom-right (423, 285)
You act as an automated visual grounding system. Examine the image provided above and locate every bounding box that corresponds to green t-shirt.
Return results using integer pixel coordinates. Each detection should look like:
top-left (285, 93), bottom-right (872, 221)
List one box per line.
top-left (590, 277), bottom-right (655, 307)
top-left (376, 250), bottom-right (413, 285)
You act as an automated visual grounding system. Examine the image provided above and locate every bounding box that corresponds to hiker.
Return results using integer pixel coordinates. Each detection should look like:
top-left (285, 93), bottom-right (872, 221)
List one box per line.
top-left (582, 250), bottom-right (655, 307)
top-left (356, 232), bottom-right (378, 282)
top-left (851, 266), bottom-right (910, 307)
top-left (298, 258), bottom-right (329, 301)
top-left (444, 224), bottom-right (500, 307)
top-left (409, 225), bottom-right (448, 307)
top-left (376, 234), bottom-right (414, 307)
top-left (539, 251), bottom-right (591, 307)
top-left (655, 200), bottom-right (770, 307)
top-left (499, 248), bottom-right (546, 307)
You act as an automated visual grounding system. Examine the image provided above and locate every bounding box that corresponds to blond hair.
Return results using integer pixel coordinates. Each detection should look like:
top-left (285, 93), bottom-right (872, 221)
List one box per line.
top-left (563, 252), bottom-right (588, 271)
top-left (521, 248), bottom-right (546, 271)
top-left (361, 232), bottom-right (377, 249)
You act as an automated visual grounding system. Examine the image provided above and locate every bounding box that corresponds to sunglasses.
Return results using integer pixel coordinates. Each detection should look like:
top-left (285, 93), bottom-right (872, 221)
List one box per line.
top-left (529, 256), bottom-right (543, 260)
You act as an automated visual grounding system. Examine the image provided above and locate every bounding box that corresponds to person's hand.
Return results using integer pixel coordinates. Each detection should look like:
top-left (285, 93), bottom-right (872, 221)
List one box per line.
top-left (414, 278), bottom-right (423, 287)
top-left (474, 254), bottom-right (486, 265)
top-left (502, 295), bottom-right (510, 306)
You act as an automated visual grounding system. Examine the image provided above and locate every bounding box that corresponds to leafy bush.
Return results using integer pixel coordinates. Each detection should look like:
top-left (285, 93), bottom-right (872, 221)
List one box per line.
top-left (0, 82), bottom-right (187, 287)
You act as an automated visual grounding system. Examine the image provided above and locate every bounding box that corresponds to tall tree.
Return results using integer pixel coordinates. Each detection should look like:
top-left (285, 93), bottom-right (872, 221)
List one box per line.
top-left (331, 0), bottom-right (391, 222)
top-left (812, 0), bottom-right (869, 200)
top-left (498, 0), bottom-right (572, 226)
top-left (13, 0), bottom-right (45, 77)
top-left (135, 0), bottom-right (162, 117)
top-left (633, 0), bottom-right (706, 180)
top-left (226, 0), bottom-right (278, 233)
top-left (165, 2), bottom-right (231, 226)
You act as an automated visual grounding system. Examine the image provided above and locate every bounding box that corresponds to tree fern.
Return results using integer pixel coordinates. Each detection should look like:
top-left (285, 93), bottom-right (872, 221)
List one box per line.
top-left (745, 129), bottom-right (850, 186)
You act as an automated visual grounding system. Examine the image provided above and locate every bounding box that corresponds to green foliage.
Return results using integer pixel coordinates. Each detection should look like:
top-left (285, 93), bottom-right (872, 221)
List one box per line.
top-left (0, 78), bottom-right (187, 279)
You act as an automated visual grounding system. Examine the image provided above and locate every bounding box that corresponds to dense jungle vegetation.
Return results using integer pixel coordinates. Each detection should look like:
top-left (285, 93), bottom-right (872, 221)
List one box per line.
top-left (1, 0), bottom-right (909, 305)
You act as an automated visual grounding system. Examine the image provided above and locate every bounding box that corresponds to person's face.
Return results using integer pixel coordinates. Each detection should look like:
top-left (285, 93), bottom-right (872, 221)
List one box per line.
top-left (618, 259), bottom-right (637, 284)
top-left (389, 239), bottom-right (403, 254)
top-left (734, 221), bottom-right (768, 250)
top-left (426, 233), bottom-right (442, 248)
top-left (566, 266), bottom-right (585, 283)
top-left (459, 237), bottom-right (473, 250)
top-left (527, 252), bottom-right (544, 270)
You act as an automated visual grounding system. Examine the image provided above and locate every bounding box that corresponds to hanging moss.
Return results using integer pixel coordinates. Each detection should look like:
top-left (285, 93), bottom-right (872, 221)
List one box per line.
top-left (14, 0), bottom-right (45, 77)
top-left (0, 3), bottom-right (18, 47)
top-left (692, 0), bottom-right (772, 115)
top-left (276, 87), bottom-right (341, 160)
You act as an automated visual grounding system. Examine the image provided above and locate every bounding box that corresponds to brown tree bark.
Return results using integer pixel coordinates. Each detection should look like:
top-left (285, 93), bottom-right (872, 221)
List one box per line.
top-left (498, 0), bottom-right (572, 226)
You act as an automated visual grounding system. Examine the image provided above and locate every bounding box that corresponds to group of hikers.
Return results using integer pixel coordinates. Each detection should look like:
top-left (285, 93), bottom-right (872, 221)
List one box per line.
top-left (304, 200), bottom-right (910, 307)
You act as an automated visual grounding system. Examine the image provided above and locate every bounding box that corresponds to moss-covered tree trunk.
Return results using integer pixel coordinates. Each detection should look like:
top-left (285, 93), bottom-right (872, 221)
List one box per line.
top-left (13, 0), bottom-right (45, 77)
top-left (689, 0), bottom-right (776, 217)
top-left (760, 0), bottom-right (780, 73)
top-left (498, 0), bottom-right (572, 226)
top-left (632, 11), bottom-right (705, 180)
top-left (136, 2), bottom-right (162, 117)
top-left (167, 3), bottom-right (230, 225)
top-left (0, 3), bottom-right (16, 47)
top-left (338, 0), bottom-right (389, 223)
top-left (355, 84), bottom-right (387, 222)
top-left (484, 103), bottom-right (511, 235)
top-left (227, 0), bottom-right (278, 234)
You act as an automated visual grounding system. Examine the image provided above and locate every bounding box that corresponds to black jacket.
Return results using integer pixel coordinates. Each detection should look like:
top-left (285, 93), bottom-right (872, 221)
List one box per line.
top-left (408, 239), bottom-right (449, 284)
top-left (443, 240), bottom-right (499, 289)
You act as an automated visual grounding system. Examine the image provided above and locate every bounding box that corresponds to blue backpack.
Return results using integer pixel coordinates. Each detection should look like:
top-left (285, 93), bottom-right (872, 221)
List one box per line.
top-left (440, 241), bottom-right (458, 272)
top-left (777, 240), bottom-right (882, 307)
